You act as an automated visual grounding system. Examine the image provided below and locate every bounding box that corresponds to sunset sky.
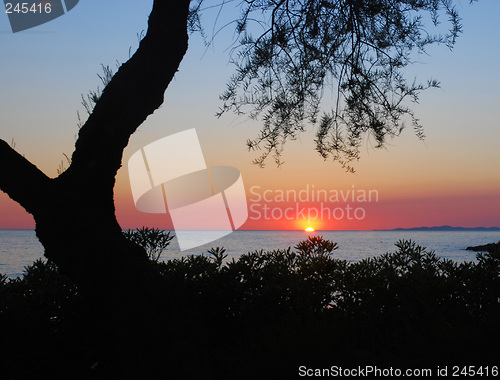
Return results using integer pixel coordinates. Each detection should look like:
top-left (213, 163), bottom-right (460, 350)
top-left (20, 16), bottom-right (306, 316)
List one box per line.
top-left (1, 0), bottom-right (499, 231)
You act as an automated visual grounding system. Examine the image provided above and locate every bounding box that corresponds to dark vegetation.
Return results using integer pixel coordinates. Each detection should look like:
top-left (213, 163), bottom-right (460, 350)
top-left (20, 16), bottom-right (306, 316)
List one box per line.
top-left (1, 232), bottom-right (499, 379)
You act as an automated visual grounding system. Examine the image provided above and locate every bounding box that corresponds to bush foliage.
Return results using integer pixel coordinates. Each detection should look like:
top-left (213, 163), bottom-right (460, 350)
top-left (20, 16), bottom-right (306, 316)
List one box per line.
top-left (123, 227), bottom-right (174, 262)
top-left (1, 232), bottom-right (499, 378)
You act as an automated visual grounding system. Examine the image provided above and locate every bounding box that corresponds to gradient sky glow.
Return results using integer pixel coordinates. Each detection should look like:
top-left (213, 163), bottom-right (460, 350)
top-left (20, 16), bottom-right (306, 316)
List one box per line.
top-left (1, 0), bottom-right (499, 231)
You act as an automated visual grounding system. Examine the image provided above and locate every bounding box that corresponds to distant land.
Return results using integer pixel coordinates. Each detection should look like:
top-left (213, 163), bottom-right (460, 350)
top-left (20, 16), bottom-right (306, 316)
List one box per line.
top-left (380, 226), bottom-right (500, 232)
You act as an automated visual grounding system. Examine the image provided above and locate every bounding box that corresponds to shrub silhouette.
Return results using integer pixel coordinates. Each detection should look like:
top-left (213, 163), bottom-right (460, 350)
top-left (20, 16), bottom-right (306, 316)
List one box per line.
top-left (1, 234), bottom-right (499, 378)
top-left (123, 227), bottom-right (174, 262)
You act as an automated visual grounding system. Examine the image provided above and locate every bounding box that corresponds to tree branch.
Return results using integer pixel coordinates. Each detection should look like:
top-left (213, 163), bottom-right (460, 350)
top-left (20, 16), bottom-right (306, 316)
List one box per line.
top-left (68, 0), bottom-right (192, 185)
top-left (0, 139), bottom-right (50, 215)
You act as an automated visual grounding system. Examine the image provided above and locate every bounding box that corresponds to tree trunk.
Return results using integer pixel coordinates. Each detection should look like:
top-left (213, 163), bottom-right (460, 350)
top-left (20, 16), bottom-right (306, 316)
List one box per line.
top-left (0, 1), bottom-right (192, 374)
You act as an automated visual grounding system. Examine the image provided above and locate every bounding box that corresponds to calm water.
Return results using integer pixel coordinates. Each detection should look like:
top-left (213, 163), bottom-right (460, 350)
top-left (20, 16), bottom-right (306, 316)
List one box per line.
top-left (1, 229), bottom-right (499, 278)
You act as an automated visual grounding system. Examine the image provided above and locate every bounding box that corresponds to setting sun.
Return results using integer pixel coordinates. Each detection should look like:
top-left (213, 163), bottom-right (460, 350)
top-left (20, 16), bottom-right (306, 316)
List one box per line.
top-left (305, 227), bottom-right (315, 232)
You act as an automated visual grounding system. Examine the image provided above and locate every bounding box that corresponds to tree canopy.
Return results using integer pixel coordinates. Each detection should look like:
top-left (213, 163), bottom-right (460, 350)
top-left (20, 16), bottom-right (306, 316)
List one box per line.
top-left (190, 0), bottom-right (473, 170)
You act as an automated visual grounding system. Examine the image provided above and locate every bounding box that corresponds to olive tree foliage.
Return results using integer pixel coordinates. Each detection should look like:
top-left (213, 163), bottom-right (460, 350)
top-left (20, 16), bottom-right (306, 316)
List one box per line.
top-left (190, 0), bottom-right (474, 171)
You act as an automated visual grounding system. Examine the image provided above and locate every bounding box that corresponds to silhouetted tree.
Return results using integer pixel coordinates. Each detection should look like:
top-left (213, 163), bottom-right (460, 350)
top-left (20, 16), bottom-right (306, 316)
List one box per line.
top-left (0, 0), bottom-right (474, 370)
top-left (211, 0), bottom-right (472, 170)
top-left (0, 2), bottom-right (193, 369)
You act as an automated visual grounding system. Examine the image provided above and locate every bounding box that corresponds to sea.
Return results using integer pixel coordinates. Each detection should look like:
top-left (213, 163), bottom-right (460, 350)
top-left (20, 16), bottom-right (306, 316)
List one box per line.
top-left (1, 229), bottom-right (499, 279)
